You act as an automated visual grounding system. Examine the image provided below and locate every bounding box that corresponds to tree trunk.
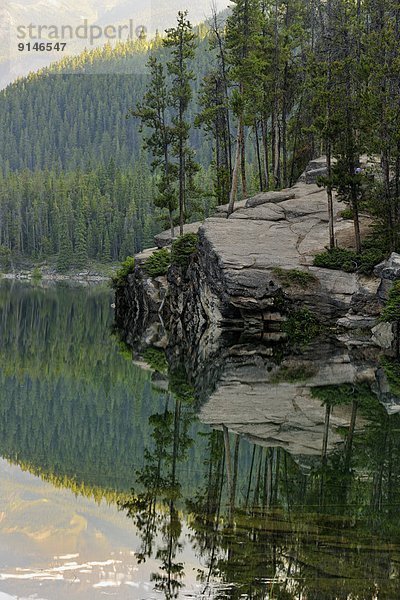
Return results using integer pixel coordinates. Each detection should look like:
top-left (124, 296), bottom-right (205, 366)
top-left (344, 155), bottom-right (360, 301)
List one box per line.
top-left (326, 143), bottom-right (335, 249)
top-left (322, 403), bottom-right (331, 463)
top-left (254, 120), bottom-right (264, 191)
top-left (261, 117), bottom-right (270, 190)
top-left (222, 425), bottom-right (234, 515)
top-left (240, 121), bottom-right (247, 198)
top-left (227, 118), bottom-right (243, 217)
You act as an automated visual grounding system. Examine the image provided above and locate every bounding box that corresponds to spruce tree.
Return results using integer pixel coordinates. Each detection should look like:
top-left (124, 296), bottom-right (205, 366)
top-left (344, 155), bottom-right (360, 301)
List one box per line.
top-left (164, 11), bottom-right (199, 235)
top-left (130, 55), bottom-right (177, 237)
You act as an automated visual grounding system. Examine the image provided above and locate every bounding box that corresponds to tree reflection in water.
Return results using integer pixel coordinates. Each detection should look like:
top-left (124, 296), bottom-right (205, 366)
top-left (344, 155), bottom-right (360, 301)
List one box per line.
top-left (118, 340), bottom-right (400, 600)
top-left (1, 281), bottom-right (399, 598)
top-left (120, 374), bottom-right (196, 599)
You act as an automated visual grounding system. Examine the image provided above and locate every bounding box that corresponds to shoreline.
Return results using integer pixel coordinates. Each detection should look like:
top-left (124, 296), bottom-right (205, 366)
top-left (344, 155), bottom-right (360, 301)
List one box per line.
top-left (0, 272), bottom-right (111, 284)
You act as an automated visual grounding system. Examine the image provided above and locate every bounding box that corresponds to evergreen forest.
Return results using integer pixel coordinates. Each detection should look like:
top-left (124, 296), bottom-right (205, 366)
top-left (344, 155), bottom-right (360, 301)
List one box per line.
top-left (1, 0), bottom-right (400, 269)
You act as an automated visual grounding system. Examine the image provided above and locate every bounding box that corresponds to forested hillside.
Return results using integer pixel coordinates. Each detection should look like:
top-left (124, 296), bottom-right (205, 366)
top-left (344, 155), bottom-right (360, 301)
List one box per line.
top-left (0, 33), bottom-right (213, 173)
top-left (1, 0), bottom-right (400, 270)
top-left (0, 31), bottom-right (219, 268)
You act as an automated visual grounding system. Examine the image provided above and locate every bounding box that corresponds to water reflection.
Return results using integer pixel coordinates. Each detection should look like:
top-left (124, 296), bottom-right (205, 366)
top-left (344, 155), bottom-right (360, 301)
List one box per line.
top-left (1, 281), bottom-right (400, 598)
top-left (116, 322), bottom-right (400, 598)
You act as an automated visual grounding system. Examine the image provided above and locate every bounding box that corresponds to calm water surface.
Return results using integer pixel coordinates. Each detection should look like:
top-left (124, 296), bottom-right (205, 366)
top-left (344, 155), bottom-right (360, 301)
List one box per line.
top-left (0, 281), bottom-right (400, 600)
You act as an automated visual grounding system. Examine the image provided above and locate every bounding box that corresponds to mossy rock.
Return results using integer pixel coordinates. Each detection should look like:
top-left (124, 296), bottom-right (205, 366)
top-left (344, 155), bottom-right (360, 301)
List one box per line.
top-left (272, 267), bottom-right (318, 289)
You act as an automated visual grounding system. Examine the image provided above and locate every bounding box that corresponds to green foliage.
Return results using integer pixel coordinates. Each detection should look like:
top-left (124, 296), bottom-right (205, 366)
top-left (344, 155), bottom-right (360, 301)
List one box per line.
top-left (272, 267), bottom-right (317, 289)
top-left (0, 245), bottom-right (11, 272)
top-left (340, 207), bottom-right (354, 220)
top-left (358, 248), bottom-right (387, 275)
top-left (143, 249), bottom-right (171, 277)
top-left (169, 367), bottom-right (196, 404)
top-left (0, 160), bottom-right (160, 266)
top-left (111, 256), bottom-right (135, 288)
top-left (311, 383), bottom-right (378, 410)
top-left (313, 246), bottom-right (385, 275)
top-left (313, 248), bottom-right (359, 272)
top-left (270, 362), bottom-right (317, 383)
top-left (31, 267), bottom-right (42, 280)
top-left (381, 281), bottom-right (400, 323)
top-left (380, 356), bottom-right (400, 396)
top-left (283, 308), bottom-right (321, 344)
top-left (171, 233), bottom-right (198, 268)
top-left (142, 348), bottom-right (169, 374)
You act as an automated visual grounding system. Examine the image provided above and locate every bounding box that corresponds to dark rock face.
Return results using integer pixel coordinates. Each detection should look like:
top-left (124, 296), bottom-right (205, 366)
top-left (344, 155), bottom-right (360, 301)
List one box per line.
top-left (114, 267), bottom-right (167, 346)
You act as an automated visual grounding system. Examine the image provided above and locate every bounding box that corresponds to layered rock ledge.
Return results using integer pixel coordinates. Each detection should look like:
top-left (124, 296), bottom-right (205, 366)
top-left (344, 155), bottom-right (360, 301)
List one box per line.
top-left (116, 166), bottom-right (387, 344)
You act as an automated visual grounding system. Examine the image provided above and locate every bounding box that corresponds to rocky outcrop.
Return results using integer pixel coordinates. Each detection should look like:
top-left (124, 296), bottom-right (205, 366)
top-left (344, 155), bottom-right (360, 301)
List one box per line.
top-left (116, 161), bottom-right (385, 343)
top-left (177, 180), bottom-right (380, 330)
top-left (298, 157), bottom-right (332, 184)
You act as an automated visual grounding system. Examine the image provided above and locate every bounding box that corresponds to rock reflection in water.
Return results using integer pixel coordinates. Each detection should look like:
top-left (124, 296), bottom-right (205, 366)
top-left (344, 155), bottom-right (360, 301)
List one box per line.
top-left (1, 281), bottom-right (400, 598)
top-left (116, 321), bottom-right (400, 599)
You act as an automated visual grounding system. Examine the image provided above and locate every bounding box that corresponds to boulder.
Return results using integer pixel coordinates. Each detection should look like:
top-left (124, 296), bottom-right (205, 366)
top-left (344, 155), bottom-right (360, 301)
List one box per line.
top-left (298, 156), bottom-right (332, 184)
top-left (245, 190), bottom-right (296, 208)
top-left (230, 204), bottom-right (285, 221)
top-left (134, 246), bottom-right (159, 265)
top-left (371, 322), bottom-right (394, 349)
top-left (214, 199), bottom-right (247, 215)
top-left (374, 252), bottom-right (400, 280)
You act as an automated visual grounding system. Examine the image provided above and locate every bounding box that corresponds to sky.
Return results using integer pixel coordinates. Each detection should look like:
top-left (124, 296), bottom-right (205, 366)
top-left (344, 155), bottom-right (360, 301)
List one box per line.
top-left (0, 0), bottom-right (229, 89)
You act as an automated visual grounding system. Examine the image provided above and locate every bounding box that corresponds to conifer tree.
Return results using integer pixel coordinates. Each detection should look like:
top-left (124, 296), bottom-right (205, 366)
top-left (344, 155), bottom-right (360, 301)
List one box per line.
top-left (75, 205), bottom-right (88, 268)
top-left (164, 11), bottom-right (199, 235)
top-left (226, 0), bottom-right (262, 214)
top-left (130, 56), bottom-right (177, 237)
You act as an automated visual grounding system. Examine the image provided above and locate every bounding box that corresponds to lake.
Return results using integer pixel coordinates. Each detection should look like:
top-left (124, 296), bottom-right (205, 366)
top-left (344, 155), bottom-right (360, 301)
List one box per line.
top-left (0, 280), bottom-right (399, 599)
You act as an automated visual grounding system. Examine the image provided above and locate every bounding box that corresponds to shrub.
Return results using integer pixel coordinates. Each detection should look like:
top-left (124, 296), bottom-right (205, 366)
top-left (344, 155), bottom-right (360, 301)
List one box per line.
top-left (311, 382), bottom-right (377, 410)
top-left (272, 267), bottom-right (317, 289)
top-left (270, 363), bottom-right (317, 383)
top-left (381, 281), bottom-right (400, 322)
top-left (380, 356), bottom-right (400, 396)
top-left (171, 233), bottom-right (198, 269)
top-left (358, 248), bottom-right (386, 275)
top-left (283, 308), bottom-right (321, 344)
top-left (142, 348), bottom-right (168, 374)
top-left (313, 247), bottom-right (358, 272)
top-left (340, 207), bottom-right (354, 219)
top-left (112, 256), bottom-right (135, 288)
top-left (32, 267), bottom-right (42, 280)
top-left (143, 248), bottom-right (171, 277)
top-left (313, 246), bottom-right (385, 275)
